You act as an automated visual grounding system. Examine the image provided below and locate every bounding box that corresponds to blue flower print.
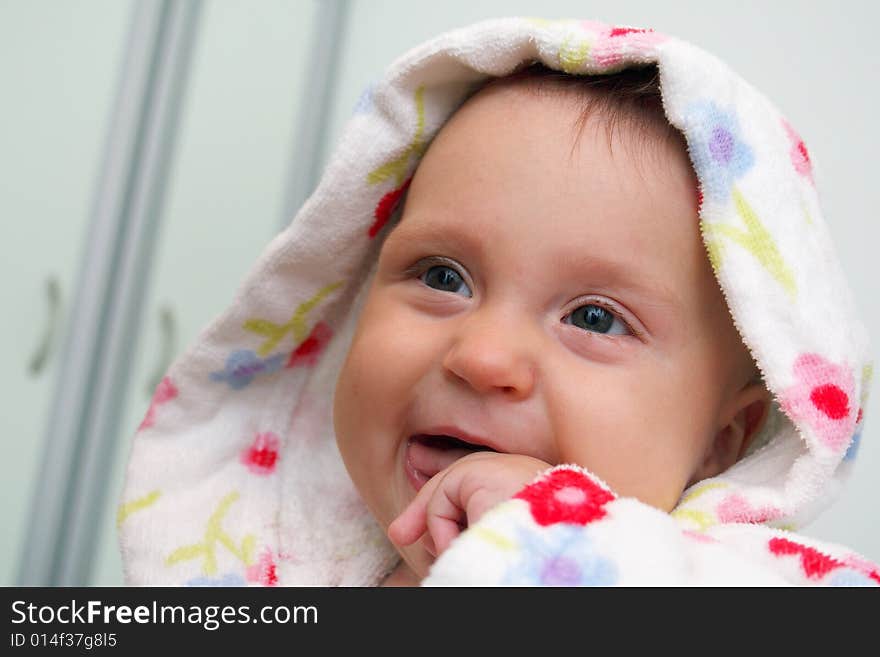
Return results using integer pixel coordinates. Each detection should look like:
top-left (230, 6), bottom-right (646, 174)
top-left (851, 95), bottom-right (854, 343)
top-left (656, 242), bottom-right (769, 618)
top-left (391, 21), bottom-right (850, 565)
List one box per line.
top-left (684, 100), bottom-right (754, 202)
top-left (843, 430), bottom-right (861, 461)
top-left (829, 568), bottom-right (878, 587)
top-left (186, 572), bottom-right (245, 587)
top-left (501, 524), bottom-right (617, 586)
top-left (209, 350), bottom-right (285, 390)
top-left (353, 82), bottom-right (375, 115)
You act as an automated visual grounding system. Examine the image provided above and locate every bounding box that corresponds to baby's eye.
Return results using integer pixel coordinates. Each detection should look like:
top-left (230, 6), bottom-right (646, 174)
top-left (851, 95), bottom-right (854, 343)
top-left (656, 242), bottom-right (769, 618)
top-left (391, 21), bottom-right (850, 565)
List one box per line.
top-left (565, 304), bottom-right (630, 336)
top-left (421, 265), bottom-right (472, 297)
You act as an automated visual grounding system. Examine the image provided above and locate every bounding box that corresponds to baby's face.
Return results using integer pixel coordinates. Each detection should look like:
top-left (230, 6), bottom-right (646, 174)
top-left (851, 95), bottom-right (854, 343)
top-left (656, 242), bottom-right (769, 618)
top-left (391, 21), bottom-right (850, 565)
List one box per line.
top-left (334, 84), bottom-right (753, 578)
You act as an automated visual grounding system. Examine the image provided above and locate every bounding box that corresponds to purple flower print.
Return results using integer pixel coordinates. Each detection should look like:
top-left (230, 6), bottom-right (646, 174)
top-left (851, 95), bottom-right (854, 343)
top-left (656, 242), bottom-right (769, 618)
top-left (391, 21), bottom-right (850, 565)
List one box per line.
top-left (209, 350), bottom-right (285, 390)
top-left (684, 100), bottom-right (755, 202)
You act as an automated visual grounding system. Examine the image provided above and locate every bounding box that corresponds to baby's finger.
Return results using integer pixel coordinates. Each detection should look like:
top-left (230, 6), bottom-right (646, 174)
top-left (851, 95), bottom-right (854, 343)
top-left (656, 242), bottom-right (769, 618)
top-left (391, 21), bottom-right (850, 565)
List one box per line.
top-left (425, 483), bottom-right (468, 556)
top-left (387, 497), bottom-right (428, 546)
top-left (389, 504), bottom-right (438, 555)
top-left (387, 469), bottom-right (445, 546)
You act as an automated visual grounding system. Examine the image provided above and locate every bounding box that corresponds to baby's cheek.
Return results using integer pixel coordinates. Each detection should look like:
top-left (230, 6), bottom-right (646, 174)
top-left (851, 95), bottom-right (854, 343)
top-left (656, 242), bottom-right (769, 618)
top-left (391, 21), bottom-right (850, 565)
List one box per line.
top-left (348, 335), bottom-right (402, 403)
top-left (359, 306), bottom-right (438, 388)
top-left (333, 336), bottom-right (387, 445)
top-left (334, 315), bottom-right (412, 445)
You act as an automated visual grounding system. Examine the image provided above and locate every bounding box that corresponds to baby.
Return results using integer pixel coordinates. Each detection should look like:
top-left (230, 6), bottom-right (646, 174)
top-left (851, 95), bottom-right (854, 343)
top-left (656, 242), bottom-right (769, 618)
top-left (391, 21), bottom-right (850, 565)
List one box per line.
top-left (333, 64), bottom-right (771, 586)
top-left (120, 18), bottom-right (876, 587)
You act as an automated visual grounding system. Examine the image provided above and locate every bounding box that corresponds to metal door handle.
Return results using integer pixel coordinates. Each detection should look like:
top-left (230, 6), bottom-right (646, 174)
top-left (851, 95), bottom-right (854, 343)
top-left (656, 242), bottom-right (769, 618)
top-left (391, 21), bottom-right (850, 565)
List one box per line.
top-left (28, 276), bottom-right (62, 377)
top-left (145, 304), bottom-right (177, 397)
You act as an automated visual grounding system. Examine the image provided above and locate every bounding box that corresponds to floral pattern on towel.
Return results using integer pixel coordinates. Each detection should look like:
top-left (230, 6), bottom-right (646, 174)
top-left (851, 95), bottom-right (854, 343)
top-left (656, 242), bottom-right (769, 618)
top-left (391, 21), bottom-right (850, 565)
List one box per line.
top-left (425, 466), bottom-right (880, 586)
top-left (780, 352), bottom-right (857, 452)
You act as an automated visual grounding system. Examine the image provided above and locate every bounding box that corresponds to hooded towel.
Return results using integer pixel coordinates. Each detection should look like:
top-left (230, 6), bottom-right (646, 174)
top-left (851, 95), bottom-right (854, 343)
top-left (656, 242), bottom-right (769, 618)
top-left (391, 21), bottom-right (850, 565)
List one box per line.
top-left (118, 17), bottom-right (876, 586)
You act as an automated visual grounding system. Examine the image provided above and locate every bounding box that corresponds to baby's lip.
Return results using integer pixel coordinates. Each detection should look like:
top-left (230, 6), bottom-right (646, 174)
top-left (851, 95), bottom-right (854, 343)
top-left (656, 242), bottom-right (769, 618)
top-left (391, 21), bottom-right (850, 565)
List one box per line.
top-left (412, 424), bottom-right (500, 453)
top-left (404, 434), bottom-right (496, 491)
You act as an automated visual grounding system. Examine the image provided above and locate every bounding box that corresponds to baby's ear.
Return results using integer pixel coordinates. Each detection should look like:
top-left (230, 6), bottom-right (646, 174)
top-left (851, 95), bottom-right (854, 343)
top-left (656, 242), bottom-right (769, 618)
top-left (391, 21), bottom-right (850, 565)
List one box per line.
top-left (690, 382), bottom-right (771, 485)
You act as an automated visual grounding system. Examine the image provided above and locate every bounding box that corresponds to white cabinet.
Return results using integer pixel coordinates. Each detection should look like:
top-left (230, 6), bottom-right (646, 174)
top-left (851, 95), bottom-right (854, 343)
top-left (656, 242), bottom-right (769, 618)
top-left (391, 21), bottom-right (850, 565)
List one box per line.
top-left (3, 0), bottom-right (321, 585)
top-left (91, 0), bottom-right (319, 585)
top-left (0, 0), bottom-right (135, 587)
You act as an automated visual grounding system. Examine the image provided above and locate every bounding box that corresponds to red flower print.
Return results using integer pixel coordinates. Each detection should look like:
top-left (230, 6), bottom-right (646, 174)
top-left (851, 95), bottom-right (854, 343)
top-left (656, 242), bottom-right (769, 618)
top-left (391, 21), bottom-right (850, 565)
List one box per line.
top-left (240, 432), bottom-right (280, 475)
top-left (780, 353), bottom-right (856, 452)
top-left (769, 537), bottom-right (845, 580)
top-left (368, 175), bottom-right (412, 238)
top-left (287, 322), bottom-right (333, 368)
top-left (609, 26), bottom-right (652, 37)
top-left (138, 376), bottom-right (178, 431)
top-left (769, 537), bottom-right (880, 584)
top-left (514, 467), bottom-right (616, 526)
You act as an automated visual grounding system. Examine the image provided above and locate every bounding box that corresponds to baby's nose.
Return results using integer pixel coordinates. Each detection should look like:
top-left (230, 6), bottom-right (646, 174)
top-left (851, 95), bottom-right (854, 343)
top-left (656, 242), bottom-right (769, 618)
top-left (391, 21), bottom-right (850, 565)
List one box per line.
top-left (441, 307), bottom-right (536, 399)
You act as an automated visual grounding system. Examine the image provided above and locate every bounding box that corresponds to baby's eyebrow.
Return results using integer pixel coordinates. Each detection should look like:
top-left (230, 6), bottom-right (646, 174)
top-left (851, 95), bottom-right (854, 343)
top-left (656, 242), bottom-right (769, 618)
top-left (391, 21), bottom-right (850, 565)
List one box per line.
top-left (556, 251), bottom-right (680, 312)
top-left (384, 219), bottom-right (485, 260)
top-left (386, 219), bottom-right (680, 312)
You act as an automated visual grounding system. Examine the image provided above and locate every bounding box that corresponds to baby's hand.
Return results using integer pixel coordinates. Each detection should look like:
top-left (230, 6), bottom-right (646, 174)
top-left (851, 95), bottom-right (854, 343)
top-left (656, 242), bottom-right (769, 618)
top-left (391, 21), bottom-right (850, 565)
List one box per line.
top-left (387, 452), bottom-right (551, 557)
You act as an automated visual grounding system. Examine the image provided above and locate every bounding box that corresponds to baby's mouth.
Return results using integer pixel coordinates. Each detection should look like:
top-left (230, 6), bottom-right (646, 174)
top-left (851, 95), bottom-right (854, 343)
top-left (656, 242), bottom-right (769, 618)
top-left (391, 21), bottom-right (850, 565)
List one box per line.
top-left (404, 434), bottom-right (496, 491)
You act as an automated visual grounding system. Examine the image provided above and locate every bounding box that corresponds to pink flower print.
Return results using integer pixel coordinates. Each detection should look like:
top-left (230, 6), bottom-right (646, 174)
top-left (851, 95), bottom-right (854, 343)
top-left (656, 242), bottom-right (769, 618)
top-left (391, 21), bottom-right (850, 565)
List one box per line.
top-left (287, 321), bottom-right (333, 369)
top-left (780, 353), bottom-right (857, 452)
top-left (245, 548), bottom-right (278, 586)
top-left (578, 21), bottom-right (668, 69)
top-left (240, 432), bottom-right (280, 475)
top-left (681, 530), bottom-right (717, 544)
top-left (716, 493), bottom-right (781, 524)
top-left (840, 553), bottom-right (880, 585)
top-left (782, 118), bottom-right (813, 184)
top-left (138, 376), bottom-right (178, 431)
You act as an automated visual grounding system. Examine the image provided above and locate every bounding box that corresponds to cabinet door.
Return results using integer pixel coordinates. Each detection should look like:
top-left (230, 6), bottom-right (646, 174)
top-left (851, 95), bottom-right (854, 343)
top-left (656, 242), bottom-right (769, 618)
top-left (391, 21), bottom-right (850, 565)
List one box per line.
top-left (91, 0), bottom-right (319, 585)
top-left (0, 0), bottom-right (135, 586)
